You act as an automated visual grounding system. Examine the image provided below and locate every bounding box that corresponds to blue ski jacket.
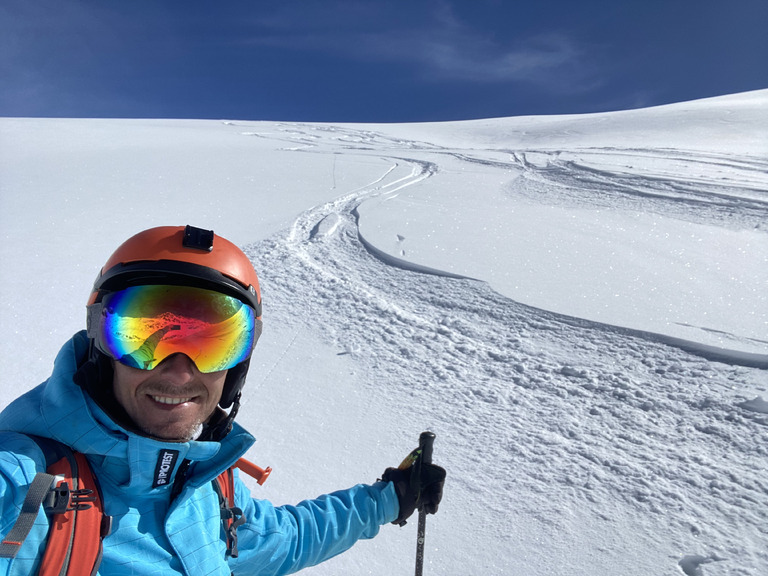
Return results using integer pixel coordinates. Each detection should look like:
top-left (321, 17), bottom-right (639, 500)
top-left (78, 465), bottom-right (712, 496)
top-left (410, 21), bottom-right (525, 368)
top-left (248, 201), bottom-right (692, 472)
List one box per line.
top-left (0, 331), bottom-right (399, 575)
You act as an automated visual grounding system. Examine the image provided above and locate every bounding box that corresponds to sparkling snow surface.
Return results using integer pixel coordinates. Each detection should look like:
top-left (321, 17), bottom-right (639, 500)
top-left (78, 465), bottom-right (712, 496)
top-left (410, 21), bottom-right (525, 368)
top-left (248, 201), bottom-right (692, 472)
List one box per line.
top-left (1, 90), bottom-right (767, 575)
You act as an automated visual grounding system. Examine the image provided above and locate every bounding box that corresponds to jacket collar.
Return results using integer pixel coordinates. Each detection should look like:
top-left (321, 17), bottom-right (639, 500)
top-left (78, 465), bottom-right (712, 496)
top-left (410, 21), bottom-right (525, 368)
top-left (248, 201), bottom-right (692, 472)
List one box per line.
top-left (10, 331), bottom-right (256, 494)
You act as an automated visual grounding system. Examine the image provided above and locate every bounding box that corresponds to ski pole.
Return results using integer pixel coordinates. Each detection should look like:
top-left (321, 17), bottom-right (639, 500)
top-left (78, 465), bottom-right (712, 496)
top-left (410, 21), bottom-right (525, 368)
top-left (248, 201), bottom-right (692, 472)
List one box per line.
top-left (414, 431), bottom-right (435, 576)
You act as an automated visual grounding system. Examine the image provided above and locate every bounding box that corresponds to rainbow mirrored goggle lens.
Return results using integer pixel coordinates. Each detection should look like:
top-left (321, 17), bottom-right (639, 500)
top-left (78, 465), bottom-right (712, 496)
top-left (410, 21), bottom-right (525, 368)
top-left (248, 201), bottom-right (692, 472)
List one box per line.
top-left (97, 284), bottom-right (257, 373)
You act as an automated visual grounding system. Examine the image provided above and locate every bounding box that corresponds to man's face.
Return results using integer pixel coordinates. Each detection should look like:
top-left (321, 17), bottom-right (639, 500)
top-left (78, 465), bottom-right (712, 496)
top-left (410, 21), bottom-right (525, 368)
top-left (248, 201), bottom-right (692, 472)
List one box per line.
top-left (112, 353), bottom-right (227, 441)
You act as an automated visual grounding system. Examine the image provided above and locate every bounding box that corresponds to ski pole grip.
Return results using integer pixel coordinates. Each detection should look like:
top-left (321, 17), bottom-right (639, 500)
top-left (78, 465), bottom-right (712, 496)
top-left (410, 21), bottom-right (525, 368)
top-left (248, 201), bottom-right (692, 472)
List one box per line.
top-left (419, 431), bottom-right (435, 466)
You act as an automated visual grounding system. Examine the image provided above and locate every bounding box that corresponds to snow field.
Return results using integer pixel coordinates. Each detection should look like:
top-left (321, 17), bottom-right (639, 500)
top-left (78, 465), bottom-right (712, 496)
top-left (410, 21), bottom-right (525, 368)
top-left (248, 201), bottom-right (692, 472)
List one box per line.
top-left (1, 90), bottom-right (767, 574)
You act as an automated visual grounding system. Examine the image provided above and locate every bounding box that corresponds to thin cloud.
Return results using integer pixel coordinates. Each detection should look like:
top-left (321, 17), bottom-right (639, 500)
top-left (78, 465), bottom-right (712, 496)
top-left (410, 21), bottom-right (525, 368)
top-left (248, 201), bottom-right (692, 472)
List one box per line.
top-left (239, 3), bottom-right (596, 89)
top-left (383, 1), bottom-right (587, 85)
top-left (388, 33), bottom-right (585, 84)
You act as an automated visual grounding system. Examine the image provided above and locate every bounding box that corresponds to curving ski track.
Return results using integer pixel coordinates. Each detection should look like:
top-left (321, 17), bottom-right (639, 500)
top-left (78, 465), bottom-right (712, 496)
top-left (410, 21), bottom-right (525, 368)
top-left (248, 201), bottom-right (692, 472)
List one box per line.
top-left (243, 124), bottom-right (767, 575)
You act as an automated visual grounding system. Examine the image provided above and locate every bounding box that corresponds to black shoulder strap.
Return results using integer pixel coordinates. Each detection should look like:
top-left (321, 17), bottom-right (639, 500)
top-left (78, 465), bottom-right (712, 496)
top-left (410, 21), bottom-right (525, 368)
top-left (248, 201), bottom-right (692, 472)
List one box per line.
top-left (29, 435), bottom-right (73, 467)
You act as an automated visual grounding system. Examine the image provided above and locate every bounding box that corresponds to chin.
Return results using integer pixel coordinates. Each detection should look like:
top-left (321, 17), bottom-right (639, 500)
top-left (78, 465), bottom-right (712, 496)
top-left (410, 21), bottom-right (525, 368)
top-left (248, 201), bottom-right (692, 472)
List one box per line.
top-left (141, 421), bottom-right (203, 442)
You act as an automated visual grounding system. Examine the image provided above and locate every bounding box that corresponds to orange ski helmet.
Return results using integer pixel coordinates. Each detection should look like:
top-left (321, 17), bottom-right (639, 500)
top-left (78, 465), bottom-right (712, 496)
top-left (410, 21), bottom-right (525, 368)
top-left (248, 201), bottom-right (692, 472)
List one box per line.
top-left (85, 225), bottom-right (262, 414)
top-left (87, 225), bottom-right (261, 316)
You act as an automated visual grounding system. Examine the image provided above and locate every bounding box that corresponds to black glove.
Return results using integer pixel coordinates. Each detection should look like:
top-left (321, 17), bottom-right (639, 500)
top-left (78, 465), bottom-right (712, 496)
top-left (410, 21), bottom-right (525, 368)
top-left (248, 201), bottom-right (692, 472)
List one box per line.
top-left (381, 457), bottom-right (446, 526)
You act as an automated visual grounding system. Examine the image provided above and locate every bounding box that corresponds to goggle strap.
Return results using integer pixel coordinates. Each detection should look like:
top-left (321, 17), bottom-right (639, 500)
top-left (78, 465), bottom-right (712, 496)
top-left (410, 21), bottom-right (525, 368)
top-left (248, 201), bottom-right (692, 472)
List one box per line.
top-left (86, 304), bottom-right (103, 340)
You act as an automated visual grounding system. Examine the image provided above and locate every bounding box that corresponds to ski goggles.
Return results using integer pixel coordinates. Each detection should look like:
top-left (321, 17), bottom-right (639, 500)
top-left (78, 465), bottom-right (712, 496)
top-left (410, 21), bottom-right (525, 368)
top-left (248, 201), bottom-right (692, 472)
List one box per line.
top-left (94, 284), bottom-right (258, 373)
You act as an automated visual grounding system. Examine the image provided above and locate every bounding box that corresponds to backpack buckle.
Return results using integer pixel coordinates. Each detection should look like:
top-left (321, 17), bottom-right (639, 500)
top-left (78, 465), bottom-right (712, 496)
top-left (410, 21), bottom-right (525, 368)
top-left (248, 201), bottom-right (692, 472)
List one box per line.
top-left (44, 480), bottom-right (97, 515)
top-left (220, 505), bottom-right (245, 558)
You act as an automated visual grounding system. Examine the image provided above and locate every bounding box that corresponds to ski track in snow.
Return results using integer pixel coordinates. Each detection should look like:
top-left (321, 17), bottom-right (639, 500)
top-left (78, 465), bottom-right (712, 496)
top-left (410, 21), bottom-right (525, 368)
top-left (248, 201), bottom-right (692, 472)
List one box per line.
top-left (239, 123), bottom-right (767, 575)
top-left (510, 148), bottom-right (768, 232)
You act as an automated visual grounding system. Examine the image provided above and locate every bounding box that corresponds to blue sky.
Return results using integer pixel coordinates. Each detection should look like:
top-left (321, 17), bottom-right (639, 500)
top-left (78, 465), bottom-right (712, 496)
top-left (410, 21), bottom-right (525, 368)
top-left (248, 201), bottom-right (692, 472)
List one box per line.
top-left (2, 0), bottom-right (766, 122)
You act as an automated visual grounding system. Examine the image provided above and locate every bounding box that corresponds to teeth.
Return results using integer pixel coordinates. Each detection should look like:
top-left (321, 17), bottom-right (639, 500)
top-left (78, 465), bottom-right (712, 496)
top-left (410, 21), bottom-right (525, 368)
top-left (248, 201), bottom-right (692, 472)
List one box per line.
top-left (152, 396), bottom-right (192, 405)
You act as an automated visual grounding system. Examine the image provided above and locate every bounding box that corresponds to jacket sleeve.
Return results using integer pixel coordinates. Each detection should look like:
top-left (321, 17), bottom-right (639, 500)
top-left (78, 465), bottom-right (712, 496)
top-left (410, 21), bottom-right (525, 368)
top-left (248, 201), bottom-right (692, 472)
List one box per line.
top-left (0, 433), bottom-right (50, 576)
top-left (229, 476), bottom-right (399, 576)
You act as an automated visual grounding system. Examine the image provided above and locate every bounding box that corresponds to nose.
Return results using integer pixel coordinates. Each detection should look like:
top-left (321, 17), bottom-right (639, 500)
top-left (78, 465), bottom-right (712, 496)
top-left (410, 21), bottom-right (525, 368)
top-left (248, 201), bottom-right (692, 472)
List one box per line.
top-left (156, 353), bottom-right (199, 380)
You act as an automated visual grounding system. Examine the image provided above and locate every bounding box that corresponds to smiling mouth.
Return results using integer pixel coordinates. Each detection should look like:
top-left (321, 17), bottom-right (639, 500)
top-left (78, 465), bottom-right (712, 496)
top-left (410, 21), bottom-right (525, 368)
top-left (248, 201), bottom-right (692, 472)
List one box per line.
top-left (151, 395), bottom-right (194, 405)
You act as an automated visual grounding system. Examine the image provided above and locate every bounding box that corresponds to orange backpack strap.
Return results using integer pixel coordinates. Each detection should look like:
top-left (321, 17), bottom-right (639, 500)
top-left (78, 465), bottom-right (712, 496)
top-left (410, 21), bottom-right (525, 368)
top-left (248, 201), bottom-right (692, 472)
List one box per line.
top-left (39, 450), bottom-right (109, 576)
top-left (214, 457), bottom-right (271, 558)
top-left (1, 437), bottom-right (110, 576)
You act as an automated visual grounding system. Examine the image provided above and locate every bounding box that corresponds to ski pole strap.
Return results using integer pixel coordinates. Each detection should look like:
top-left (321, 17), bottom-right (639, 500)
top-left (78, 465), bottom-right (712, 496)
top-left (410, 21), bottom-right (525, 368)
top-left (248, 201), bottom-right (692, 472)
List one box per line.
top-left (0, 472), bottom-right (58, 558)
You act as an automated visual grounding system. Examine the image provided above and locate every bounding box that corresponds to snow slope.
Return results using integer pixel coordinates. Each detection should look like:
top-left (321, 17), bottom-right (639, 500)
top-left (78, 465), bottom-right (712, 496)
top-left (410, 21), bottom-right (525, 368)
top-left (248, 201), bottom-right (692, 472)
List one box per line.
top-left (1, 90), bottom-right (767, 575)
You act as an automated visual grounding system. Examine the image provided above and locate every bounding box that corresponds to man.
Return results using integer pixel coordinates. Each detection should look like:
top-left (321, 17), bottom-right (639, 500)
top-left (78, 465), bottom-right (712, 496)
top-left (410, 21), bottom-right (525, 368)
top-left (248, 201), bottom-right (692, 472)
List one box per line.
top-left (0, 225), bottom-right (445, 575)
